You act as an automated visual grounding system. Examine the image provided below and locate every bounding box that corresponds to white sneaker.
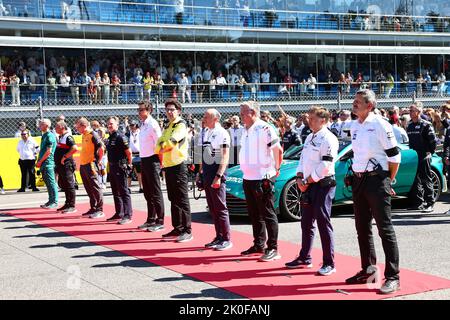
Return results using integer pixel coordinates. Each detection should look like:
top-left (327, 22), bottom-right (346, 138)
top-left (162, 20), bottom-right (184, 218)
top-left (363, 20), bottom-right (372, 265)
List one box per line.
top-left (0, 188), bottom-right (5, 195)
top-left (317, 265), bottom-right (336, 276)
top-left (89, 211), bottom-right (105, 219)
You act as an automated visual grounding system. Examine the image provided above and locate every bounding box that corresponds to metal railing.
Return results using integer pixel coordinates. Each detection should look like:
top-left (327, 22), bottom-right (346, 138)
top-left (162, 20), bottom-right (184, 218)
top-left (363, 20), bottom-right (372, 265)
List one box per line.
top-left (1, 81), bottom-right (449, 108)
top-left (1, 1), bottom-right (450, 34)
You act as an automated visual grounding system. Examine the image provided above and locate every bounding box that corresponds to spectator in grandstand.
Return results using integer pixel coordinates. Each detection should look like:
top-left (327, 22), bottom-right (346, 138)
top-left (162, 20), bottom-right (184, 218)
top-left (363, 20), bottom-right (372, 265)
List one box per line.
top-left (102, 73), bottom-right (111, 104)
top-left (437, 72), bottom-right (447, 97)
top-left (216, 72), bottom-right (227, 100)
top-left (208, 75), bottom-right (217, 101)
top-left (143, 71), bottom-right (154, 102)
top-left (345, 72), bottom-right (353, 95)
top-left (174, 0), bottom-right (184, 24)
top-left (69, 71), bottom-right (80, 104)
top-left (194, 79), bottom-right (205, 103)
top-left (93, 72), bottom-right (102, 104)
top-left (0, 70), bottom-right (7, 105)
top-left (178, 72), bottom-right (191, 103)
top-left (36, 119), bottom-right (58, 209)
top-left (386, 73), bottom-right (395, 98)
top-left (261, 69), bottom-right (270, 92)
top-left (19, 69), bottom-right (31, 102)
top-left (59, 71), bottom-right (70, 100)
top-left (80, 71), bottom-right (91, 103)
top-left (17, 129), bottom-right (39, 192)
top-left (307, 74), bottom-right (317, 97)
top-left (416, 73), bottom-right (424, 97)
top-left (237, 74), bottom-right (247, 101)
top-left (133, 71), bottom-right (143, 101)
top-left (400, 72), bottom-right (409, 94)
top-left (111, 74), bottom-right (121, 104)
top-left (9, 73), bottom-right (20, 106)
top-left (424, 71), bottom-right (432, 93)
top-left (46, 71), bottom-right (58, 104)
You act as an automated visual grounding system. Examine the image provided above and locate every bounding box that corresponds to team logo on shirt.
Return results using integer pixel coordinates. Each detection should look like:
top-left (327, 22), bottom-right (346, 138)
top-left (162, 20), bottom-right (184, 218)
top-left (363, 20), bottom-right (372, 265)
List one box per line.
top-left (387, 132), bottom-right (394, 139)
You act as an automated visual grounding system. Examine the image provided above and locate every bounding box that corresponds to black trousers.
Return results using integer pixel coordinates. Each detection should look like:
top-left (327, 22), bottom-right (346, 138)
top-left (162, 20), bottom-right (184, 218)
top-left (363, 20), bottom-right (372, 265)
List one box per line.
top-left (141, 155), bottom-right (165, 225)
top-left (56, 160), bottom-right (76, 207)
top-left (409, 158), bottom-right (434, 207)
top-left (80, 163), bottom-right (103, 212)
top-left (109, 163), bottom-right (133, 218)
top-left (19, 159), bottom-right (36, 190)
top-left (229, 146), bottom-right (240, 167)
top-left (243, 179), bottom-right (279, 250)
top-left (165, 163), bottom-right (191, 234)
top-left (352, 174), bottom-right (400, 280)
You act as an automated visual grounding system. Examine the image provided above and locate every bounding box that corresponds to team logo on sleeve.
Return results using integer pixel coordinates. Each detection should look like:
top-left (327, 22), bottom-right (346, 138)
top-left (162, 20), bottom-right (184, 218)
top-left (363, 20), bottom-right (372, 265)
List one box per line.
top-left (387, 131), bottom-right (395, 139)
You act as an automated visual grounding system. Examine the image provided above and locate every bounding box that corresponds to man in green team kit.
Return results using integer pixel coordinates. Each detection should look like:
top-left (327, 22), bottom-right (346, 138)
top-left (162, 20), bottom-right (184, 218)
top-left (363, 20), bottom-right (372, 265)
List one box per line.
top-left (36, 118), bottom-right (58, 209)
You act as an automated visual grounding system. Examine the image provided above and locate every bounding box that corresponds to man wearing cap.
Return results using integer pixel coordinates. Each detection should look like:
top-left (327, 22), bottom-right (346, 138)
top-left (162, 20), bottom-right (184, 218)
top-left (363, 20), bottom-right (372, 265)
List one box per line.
top-left (136, 101), bottom-right (166, 232)
top-left (36, 119), bottom-right (58, 209)
top-left (155, 98), bottom-right (192, 242)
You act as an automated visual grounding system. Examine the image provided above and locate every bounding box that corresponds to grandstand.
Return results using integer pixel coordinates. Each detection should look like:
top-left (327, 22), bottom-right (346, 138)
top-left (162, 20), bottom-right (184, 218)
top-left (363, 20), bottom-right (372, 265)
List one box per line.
top-left (0, 0), bottom-right (449, 136)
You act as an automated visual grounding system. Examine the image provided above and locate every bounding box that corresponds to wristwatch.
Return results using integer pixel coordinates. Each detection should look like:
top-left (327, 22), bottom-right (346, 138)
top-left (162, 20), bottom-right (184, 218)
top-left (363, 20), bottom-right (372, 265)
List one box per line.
top-left (301, 178), bottom-right (309, 185)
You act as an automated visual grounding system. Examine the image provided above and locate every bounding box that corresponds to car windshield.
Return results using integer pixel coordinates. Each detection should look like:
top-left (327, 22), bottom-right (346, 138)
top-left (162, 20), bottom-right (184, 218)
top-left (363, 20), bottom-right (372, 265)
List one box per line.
top-left (283, 140), bottom-right (351, 161)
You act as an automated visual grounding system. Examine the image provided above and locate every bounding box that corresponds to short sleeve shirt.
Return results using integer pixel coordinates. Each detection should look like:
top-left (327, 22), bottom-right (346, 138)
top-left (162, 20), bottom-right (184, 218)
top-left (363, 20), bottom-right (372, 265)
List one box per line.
top-left (239, 119), bottom-right (280, 180)
top-left (201, 124), bottom-right (230, 183)
top-left (39, 131), bottom-right (57, 167)
top-left (55, 132), bottom-right (76, 165)
top-left (106, 131), bottom-right (129, 163)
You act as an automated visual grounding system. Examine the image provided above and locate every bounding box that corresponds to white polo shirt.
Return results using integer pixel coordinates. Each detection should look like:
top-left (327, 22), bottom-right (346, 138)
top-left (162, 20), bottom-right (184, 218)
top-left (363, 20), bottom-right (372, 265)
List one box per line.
top-left (202, 123), bottom-right (230, 168)
top-left (351, 113), bottom-right (401, 172)
top-left (296, 126), bottom-right (339, 182)
top-left (17, 137), bottom-right (39, 160)
top-left (239, 119), bottom-right (280, 180)
top-left (139, 115), bottom-right (161, 158)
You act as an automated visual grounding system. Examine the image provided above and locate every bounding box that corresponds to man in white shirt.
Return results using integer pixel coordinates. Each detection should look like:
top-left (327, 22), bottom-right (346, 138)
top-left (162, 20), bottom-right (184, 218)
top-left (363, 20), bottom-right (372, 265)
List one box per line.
top-left (198, 109), bottom-right (232, 251)
top-left (285, 106), bottom-right (339, 276)
top-left (239, 101), bottom-right (283, 262)
top-left (178, 73), bottom-right (191, 103)
top-left (17, 129), bottom-right (39, 192)
top-left (345, 89), bottom-right (401, 294)
top-left (330, 110), bottom-right (352, 139)
top-left (261, 70), bottom-right (270, 92)
top-left (136, 101), bottom-right (166, 232)
top-left (228, 115), bottom-right (244, 167)
top-left (216, 72), bottom-right (227, 100)
top-left (308, 73), bottom-right (317, 97)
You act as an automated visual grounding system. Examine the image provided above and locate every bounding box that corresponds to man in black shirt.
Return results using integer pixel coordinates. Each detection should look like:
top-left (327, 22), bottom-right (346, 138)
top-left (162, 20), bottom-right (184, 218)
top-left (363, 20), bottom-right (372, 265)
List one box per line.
top-left (300, 113), bottom-right (312, 144)
top-left (54, 121), bottom-right (78, 213)
top-left (407, 102), bottom-right (437, 213)
top-left (105, 116), bottom-right (134, 224)
top-left (281, 117), bottom-right (301, 151)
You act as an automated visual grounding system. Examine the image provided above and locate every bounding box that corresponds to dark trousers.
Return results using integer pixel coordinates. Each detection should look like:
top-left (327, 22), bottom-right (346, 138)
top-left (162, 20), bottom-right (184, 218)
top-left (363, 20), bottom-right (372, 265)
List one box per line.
top-left (141, 155), bottom-right (165, 225)
top-left (56, 161), bottom-right (76, 207)
top-left (410, 158), bottom-right (434, 207)
top-left (243, 179), bottom-right (278, 250)
top-left (352, 174), bottom-right (400, 280)
top-left (229, 146), bottom-right (240, 167)
top-left (165, 163), bottom-right (191, 233)
top-left (19, 159), bottom-right (36, 190)
top-left (300, 183), bottom-right (335, 267)
top-left (80, 163), bottom-right (103, 212)
top-left (109, 163), bottom-right (133, 218)
top-left (204, 179), bottom-right (231, 241)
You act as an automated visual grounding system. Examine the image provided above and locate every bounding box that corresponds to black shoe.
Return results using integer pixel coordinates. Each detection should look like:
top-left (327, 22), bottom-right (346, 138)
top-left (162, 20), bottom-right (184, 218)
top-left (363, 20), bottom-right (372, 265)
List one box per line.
top-left (379, 279), bottom-right (400, 294)
top-left (345, 267), bottom-right (379, 285)
top-left (162, 229), bottom-right (181, 238)
top-left (32, 188), bottom-right (40, 192)
top-left (241, 246), bottom-right (264, 256)
top-left (259, 249), bottom-right (281, 262)
top-left (106, 213), bottom-right (121, 221)
top-left (57, 204), bottom-right (69, 212)
top-left (82, 209), bottom-right (95, 217)
top-left (17, 189), bottom-right (25, 192)
top-left (285, 257), bottom-right (313, 269)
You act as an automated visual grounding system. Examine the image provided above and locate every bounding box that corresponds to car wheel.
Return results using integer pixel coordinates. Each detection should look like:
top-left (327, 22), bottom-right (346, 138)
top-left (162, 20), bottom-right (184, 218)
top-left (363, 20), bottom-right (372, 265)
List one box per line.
top-left (280, 179), bottom-right (302, 222)
top-left (431, 169), bottom-right (442, 202)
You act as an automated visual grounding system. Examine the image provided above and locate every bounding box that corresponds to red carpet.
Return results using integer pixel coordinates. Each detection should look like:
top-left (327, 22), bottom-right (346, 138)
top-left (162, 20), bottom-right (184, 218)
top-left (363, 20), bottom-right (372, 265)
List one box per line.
top-left (2, 203), bottom-right (450, 300)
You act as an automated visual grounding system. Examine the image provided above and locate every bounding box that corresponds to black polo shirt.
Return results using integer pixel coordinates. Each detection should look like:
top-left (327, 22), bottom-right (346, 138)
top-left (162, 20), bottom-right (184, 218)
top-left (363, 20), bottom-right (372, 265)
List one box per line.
top-left (106, 131), bottom-right (129, 163)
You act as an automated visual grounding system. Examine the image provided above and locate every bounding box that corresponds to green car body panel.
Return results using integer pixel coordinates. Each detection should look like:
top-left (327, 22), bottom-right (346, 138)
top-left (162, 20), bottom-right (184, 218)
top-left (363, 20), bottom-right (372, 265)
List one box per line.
top-left (225, 143), bottom-right (446, 211)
